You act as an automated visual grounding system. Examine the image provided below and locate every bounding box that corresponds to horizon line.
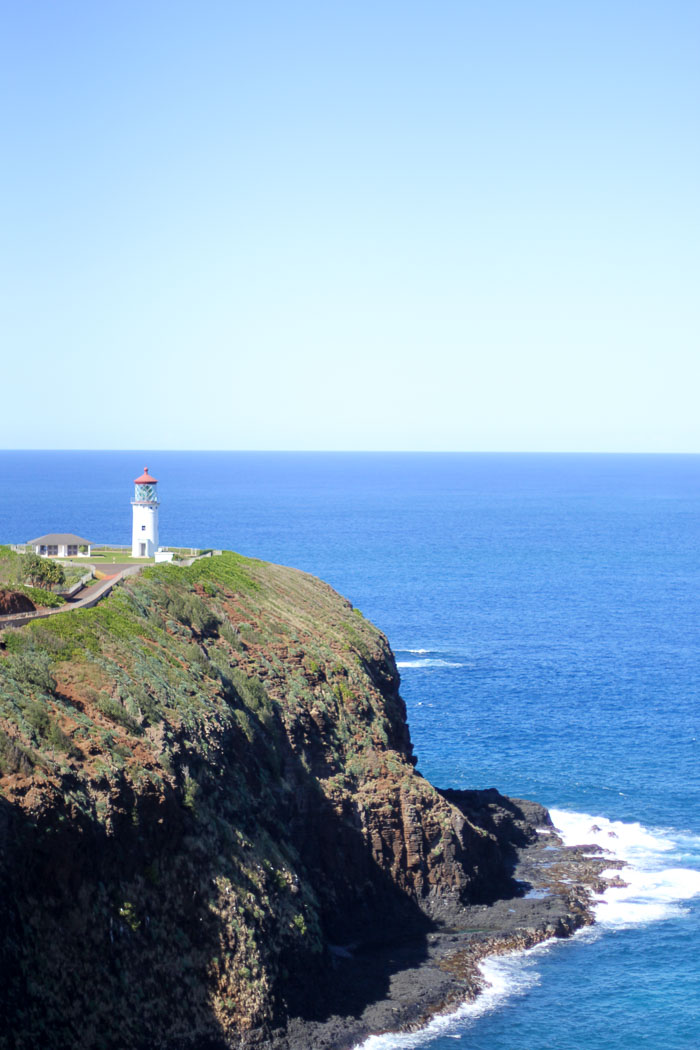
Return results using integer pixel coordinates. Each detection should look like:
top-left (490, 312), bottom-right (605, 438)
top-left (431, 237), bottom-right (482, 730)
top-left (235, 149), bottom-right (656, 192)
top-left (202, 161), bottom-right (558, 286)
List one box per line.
top-left (1, 448), bottom-right (699, 457)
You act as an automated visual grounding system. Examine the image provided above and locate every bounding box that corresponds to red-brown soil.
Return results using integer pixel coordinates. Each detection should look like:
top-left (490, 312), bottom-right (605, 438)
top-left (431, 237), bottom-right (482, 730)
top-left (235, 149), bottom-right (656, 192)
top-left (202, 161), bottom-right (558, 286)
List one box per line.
top-left (0, 589), bottom-right (35, 614)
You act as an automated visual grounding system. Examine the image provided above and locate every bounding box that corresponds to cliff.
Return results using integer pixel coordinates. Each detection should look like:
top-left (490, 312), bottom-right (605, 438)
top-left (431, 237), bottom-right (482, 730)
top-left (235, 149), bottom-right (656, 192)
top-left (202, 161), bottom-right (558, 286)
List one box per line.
top-left (0, 553), bottom-right (600, 1049)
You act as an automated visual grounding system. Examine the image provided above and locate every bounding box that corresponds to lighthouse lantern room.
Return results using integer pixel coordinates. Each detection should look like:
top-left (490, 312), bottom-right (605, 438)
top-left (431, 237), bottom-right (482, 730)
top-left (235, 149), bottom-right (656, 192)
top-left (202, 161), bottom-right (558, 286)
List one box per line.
top-left (131, 467), bottom-right (160, 558)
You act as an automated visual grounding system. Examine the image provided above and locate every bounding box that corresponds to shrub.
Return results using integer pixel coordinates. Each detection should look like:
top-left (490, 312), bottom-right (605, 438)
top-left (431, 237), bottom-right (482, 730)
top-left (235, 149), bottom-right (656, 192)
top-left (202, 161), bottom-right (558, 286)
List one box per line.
top-left (19, 554), bottom-right (66, 591)
top-left (7, 650), bottom-right (56, 694)
top-left (291, 913), bottom-right (307, 935)
top-left (23, 701), bottom-right (73, 753)
top-left (0, 729), bottom-right (34, 775)
top-left (95, 694), bottom-right (143, 735)
top-left (183, 773), bottom-right (199, 812)
top-left (219, 621), bottom-right (242, 649)
top-left (46, 719), bottom-right (73, 753)
top-left (24, 701), bottom-right (50, 738)
top-left (228, 669), bottom-right (269, 715)
top-left (164, 592), bottom-right (220, 637)
top-left (25, 624), bottom-right (71, 655)
top-left (8, 586), bottom-right (65, 609)
top-left (118, 900), bottom-right (141, 932)
top-left (238, 623), bottom-right (262, 645)
top-left (127, 684), bottom-right (161, 725)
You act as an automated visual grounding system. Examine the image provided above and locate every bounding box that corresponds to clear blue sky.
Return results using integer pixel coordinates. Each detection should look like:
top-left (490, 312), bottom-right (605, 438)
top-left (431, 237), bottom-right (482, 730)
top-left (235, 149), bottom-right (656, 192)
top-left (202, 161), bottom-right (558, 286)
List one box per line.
top-left (2, 1), bottom-right (698, 451)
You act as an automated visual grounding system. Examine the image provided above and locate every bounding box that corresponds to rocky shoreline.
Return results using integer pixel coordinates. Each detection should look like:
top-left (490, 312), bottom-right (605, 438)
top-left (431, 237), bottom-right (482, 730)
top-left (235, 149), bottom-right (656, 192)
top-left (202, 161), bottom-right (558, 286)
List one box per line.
top-left (0, 554), bottom-right (626, 1050)
top-left (275, 800), bottom-right (625, 1050)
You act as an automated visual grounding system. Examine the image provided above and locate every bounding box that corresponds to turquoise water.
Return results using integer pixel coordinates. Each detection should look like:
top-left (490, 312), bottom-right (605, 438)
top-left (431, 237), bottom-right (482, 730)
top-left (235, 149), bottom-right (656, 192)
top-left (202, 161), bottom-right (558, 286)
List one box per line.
top-left (1, 451), bottom-right (699, 1049)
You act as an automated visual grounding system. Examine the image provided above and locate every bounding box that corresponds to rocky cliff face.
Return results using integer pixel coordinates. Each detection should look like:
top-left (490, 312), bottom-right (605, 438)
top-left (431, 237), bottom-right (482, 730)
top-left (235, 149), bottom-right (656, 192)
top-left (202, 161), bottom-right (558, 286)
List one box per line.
top-left (0, 553), bottom-right (559, 1049)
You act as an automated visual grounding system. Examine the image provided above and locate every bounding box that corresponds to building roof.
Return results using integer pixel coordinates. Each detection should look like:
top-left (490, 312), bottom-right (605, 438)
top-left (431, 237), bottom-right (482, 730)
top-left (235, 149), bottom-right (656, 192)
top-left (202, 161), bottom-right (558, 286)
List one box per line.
top-left (134, 467), bottom-right (158, 485)
top-left (27, 533), bottom-right (93, 546)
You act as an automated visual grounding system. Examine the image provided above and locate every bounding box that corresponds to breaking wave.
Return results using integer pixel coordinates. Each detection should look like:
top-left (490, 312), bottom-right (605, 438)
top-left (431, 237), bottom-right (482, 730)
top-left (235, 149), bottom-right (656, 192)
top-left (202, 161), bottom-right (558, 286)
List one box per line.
top-left (396, 650), bottom-right (465, 670)
top-left (353, 810), bottom-right (700, 1048)
top-left (550, 809), bottom-right (700, 928)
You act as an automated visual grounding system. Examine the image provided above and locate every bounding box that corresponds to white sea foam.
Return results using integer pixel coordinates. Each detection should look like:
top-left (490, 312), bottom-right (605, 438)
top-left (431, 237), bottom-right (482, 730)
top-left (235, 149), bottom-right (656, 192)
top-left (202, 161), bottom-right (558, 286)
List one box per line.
top-left (550, 809), bottom-right (700, 928)
top-left (396, 659), bottom-right (464, 669)
top-left (352, 810), bottom-right (700, 1049)
top-left (353, 941), bottom-right (553, 1049)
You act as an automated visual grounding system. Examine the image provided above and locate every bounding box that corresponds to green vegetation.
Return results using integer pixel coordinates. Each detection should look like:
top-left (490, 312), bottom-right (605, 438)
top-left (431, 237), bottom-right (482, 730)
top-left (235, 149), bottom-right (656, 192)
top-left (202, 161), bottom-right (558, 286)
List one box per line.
top-left (93, 692), bottom-right (144, 735)
top-left (143, 550), bottom-right (260, 595)
top-left (0, 728), bottom-right (34, 775)
top-left (85, 551), bottom-right (151, 564)
top-left (0, 548), bottom-right (440, 1049)
top-left (58, 563), bottom-right (91, 588)
top-left (0, 546), bottom-right (92, 610)
top-left (3, 585), bottom-right (65, 609)
top-left (19, 553), bottom-right (66, 591)
top-left (0, 544), bottom-right (17, 579)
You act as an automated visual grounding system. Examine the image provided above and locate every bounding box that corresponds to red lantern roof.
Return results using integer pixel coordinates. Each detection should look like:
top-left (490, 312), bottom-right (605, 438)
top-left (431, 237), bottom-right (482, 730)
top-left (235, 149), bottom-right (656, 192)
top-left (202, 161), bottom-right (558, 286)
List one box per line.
top-left (134, 467), bottom-right (158, 485)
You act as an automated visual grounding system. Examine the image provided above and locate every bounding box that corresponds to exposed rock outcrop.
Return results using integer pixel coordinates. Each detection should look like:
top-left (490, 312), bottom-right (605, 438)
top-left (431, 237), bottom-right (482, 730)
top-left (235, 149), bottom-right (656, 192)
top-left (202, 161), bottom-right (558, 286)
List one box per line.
top-left (0, 553), bottom-right (618, 1050)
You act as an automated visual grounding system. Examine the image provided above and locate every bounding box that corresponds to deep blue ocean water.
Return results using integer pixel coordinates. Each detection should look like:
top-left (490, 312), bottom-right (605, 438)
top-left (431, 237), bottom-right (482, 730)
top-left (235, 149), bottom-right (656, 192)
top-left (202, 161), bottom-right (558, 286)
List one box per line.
top-left (1, 451), bottom-right (698, 1049)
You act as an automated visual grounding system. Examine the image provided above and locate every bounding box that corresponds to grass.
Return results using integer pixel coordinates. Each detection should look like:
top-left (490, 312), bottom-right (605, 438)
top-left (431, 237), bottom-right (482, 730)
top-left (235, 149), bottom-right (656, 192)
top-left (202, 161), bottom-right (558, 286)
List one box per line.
top-left (0, 543), bottom-right (472, 1049)
top-left (5, 544), bottom-right (208, 569)
top-left (12, 586), bottom-right (66, 609)
top-left (143, 551), bottom-right (259, 594)
top-left (66, 549), bottom-right (204, 565)
top-left (0, 547), bottom-right (70, 609)
top-left (76, 551), bottom-right (153, 565)
top-left (60, 564), bottom-right (92, 588)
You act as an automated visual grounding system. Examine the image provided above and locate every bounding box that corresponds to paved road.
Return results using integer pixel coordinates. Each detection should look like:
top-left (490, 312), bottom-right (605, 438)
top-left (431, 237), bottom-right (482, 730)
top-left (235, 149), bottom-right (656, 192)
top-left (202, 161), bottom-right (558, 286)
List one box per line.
top-left (0, 566), bottom-right (142, 630)
top-left (0, 552), bottom-right (212, 631)
top-left (89, 563), bottom-right (135, 577)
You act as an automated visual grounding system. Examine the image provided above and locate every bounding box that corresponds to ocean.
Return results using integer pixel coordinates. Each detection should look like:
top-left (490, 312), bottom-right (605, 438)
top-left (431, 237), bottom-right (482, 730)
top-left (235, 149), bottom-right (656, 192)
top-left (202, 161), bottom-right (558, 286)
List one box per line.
top-left (1, 451), bottom-right (699, 1049)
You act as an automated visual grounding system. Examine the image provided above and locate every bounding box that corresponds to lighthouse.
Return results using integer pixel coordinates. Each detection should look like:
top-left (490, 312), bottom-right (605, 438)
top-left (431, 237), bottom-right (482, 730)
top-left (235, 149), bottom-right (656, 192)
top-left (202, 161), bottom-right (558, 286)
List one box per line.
top-left (131, 467), bottom-right (159, 558)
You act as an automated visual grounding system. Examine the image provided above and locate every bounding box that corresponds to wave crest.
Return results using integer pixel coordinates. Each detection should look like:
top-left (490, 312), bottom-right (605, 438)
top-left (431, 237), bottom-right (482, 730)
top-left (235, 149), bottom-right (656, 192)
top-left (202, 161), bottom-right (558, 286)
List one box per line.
top-left (550, 809), bottom-right (700, 928)
top-left (353, 809), bottom-right (700, 1048)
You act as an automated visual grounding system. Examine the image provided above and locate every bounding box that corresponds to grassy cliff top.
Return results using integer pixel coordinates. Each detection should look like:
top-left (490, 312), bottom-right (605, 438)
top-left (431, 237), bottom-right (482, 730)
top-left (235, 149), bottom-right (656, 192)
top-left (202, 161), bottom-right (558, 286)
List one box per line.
top-left (0, 550), bottom-right (406, 795)
top-left (0, 544), bottom-right (86, 608)
top-left (0, 551), bottom-right (498, 1049)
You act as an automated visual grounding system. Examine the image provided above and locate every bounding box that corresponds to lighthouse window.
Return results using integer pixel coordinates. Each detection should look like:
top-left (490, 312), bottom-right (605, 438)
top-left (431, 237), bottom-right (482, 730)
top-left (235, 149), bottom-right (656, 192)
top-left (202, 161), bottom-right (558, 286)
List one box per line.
top-left (141, 525), bottom-right (146, 531)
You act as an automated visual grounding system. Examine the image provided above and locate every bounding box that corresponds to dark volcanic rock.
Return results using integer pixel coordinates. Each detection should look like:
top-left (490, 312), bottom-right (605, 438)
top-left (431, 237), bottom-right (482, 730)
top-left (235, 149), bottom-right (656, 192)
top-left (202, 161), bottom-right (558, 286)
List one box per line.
top-left (0, 553), bottom-right (623, 1050)
top-left (276, 792), bottom-right (622, 1050)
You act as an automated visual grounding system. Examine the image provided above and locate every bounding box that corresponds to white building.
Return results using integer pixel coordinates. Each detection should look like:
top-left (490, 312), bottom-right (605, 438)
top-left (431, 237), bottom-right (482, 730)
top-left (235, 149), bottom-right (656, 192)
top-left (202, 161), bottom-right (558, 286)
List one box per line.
top-left (131, 467), bottom-right (160, 558)
top-left (27, 533), bottom-right (93, 557)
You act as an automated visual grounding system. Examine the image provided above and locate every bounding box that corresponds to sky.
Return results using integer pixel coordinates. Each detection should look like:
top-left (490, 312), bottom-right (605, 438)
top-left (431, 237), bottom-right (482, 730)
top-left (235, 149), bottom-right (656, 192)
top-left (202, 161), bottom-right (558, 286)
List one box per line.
top-left (1, 1), bottom-right (698, 452)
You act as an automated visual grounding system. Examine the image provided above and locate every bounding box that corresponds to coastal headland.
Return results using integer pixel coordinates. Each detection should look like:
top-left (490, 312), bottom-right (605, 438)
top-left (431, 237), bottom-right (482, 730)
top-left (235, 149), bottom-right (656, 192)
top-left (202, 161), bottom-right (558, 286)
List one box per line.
top-left (0, 552), bottom-right (622, 1049)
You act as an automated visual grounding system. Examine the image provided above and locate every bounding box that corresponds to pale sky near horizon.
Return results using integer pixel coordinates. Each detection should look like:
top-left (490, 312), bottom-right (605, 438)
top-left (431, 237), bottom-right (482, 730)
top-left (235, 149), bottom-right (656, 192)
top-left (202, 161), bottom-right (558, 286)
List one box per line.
top-left (1, 1), bottom-right (698, 452)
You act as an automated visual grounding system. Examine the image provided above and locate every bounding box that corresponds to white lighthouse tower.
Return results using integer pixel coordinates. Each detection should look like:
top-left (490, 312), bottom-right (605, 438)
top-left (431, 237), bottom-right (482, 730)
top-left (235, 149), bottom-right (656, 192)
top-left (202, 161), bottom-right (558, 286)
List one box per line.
top-left (131, 467), bottom-right (159, 558)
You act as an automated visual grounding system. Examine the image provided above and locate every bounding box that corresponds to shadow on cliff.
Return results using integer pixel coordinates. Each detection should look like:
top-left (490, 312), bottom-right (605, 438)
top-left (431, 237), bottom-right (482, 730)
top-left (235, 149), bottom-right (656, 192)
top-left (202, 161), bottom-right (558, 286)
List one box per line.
top-left (217, 670), bottom-right (440, 1030)
top-left (0, 772), bottom-right (202, 1050)
top-left (439, 786), bottom-right (545, 893)
top-left (0, 685), bottom-right (443, 1050)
